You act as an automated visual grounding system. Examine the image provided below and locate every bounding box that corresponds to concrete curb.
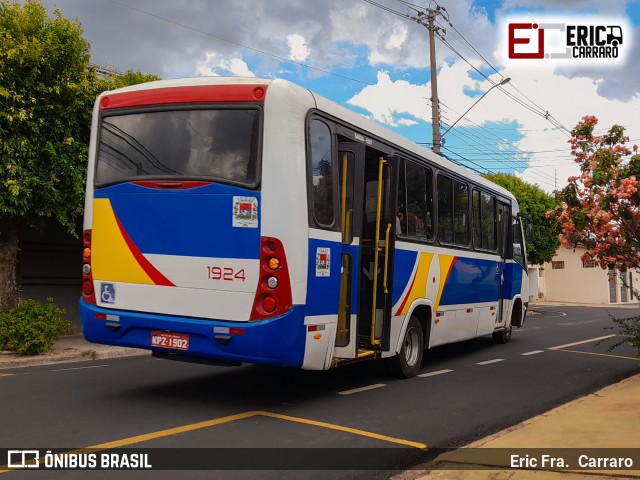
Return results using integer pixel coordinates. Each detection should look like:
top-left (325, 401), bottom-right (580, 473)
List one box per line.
top-left (401, 373), bottom-right (640, 480)
top-left (0, 335), bottom-right (149, 370)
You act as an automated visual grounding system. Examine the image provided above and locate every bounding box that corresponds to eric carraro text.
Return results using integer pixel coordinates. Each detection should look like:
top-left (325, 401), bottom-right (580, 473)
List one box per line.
top-left (511, 454), bottom-right (634, 470)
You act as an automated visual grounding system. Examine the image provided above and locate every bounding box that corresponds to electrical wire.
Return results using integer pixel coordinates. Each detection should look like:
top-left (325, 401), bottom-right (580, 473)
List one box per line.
top-left (106, 0), bottom-right (373, 86)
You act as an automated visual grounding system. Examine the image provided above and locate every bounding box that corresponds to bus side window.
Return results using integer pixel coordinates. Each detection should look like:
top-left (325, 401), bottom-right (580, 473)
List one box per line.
top-left (472, 190), bottom-right (482, 248)
top-left (437, 175), bottom-right (453, 244)
top-left (472, 190), bottom-right (496, 251)
top-left (405, 161), bottom-right (433, 240)
top-left (309, 120), bottom-right (335, 227)
top-left (453, 180), bottom-right (469, 246)
top-left (482, 193), bottom-right (496, 251)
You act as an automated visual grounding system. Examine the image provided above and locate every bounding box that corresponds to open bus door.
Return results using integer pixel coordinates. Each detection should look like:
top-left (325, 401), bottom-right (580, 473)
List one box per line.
top-left (497, 201), bottom-right (511, 331)
top-left (334, 143), bottom-right (397, 359)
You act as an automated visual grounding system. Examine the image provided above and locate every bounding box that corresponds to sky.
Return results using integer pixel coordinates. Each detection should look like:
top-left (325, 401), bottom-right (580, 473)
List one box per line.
top-left (41, 0), bottom-right (640, 192)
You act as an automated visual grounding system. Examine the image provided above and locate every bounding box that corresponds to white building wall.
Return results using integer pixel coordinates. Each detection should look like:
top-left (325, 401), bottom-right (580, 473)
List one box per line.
top-left (536, 246), bottom-right (639, 305)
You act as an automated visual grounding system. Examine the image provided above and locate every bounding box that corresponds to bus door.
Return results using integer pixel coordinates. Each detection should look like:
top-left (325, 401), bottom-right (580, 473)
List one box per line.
top-left (497, 201), bottom-right (511, 327)
top-left (334, 143), bottom-right (396, 357)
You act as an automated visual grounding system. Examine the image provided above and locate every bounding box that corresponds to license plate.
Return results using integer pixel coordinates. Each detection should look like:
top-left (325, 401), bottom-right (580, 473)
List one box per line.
top-left (151, 331), bottom-right (189, 351)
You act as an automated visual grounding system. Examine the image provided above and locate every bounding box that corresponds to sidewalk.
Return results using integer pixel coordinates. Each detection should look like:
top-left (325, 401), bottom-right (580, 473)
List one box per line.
top-left (0, 334), bottom-right (148, 369)
top-left (530, 300), bottom-right (640, 309)
top-left (2, 335), bottom-right (639, 479)
top-left (404, 373), bottom-right (640, 480)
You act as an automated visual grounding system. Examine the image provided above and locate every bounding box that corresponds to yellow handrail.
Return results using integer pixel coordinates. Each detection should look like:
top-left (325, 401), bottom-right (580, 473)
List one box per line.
top-left (340, 152), bottom-right (348, 243)
top-left (383, 222), bottom-right (391, 294)
top-left (370, 157), bottom-right (387, 346)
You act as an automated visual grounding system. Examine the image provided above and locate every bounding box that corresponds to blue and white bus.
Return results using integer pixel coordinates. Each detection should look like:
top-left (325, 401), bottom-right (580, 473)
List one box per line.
top-left (80, 77), bottom-right (529, 378)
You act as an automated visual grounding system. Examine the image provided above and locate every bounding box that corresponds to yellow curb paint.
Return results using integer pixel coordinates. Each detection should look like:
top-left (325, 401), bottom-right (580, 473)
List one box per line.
top-left (0, 374), bottom-right (14, 377)
top-left (548, 334), bottom-right (615, 350)
top-left (548, 334), bottom-right (640, 361)
top-left (556, 349), bottom-right (640, 362)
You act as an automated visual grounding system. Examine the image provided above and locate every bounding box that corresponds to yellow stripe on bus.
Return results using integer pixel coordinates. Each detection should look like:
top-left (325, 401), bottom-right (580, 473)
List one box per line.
top-left (92, 198), bottom-right (154, 285)
top-left (434, 255), bottom-right (456, 312)
top-left (399, 253), bottom-right (434, 315)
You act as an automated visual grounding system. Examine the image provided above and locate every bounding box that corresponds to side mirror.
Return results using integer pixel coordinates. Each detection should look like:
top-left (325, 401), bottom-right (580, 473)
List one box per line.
top-left (525, 223), bottom-right (534, 243)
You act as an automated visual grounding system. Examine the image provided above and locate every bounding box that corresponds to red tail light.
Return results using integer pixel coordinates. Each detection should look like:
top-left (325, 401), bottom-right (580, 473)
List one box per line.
top-left (82, 229), bottom-right (96, 305)
top-left (250, 237), bottom-right (292, 320)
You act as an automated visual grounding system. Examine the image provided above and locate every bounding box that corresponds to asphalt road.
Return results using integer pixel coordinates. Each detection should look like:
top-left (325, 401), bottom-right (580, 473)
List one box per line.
top-left (1, 305), bottom-right (639, 479)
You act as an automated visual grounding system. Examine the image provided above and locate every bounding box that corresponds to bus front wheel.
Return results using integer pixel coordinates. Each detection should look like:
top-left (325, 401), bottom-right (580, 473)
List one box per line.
top-left (393, 316), bottom-right (424, 378)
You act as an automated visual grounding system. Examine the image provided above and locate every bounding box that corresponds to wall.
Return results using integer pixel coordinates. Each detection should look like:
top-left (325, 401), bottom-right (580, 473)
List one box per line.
top-left (17, 223), bottom-right (82, 331)
top-left (539, 246), bottom-right (639, 305)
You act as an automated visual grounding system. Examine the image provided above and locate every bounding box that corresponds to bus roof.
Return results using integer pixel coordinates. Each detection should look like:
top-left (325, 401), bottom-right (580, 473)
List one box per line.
top-left (98, 76), bottom-right (518, 208)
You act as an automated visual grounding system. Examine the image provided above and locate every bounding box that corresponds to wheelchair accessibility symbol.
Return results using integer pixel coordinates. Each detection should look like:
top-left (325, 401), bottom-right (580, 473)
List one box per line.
top-left (100, 283), bottom-right (116, 304)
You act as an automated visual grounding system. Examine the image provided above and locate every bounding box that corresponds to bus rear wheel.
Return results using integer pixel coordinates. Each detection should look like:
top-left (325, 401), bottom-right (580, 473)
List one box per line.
top-left (492, 325), bottom-right (512, 344)
top-left (393, 316), bottom-right (424, 378)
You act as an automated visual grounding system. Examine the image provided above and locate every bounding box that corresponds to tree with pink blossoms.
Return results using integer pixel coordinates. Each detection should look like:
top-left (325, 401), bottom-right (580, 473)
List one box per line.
top-left (550, 115), bottom-right (640, 355)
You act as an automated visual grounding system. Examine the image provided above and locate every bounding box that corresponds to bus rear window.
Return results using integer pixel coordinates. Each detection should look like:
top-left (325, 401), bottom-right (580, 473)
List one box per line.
top-left (95, 108), bottom-right (260, 187)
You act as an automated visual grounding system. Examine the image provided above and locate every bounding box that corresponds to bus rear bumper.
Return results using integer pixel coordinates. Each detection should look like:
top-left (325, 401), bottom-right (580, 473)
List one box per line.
top-left (79, 299), bottom-right (306, 368)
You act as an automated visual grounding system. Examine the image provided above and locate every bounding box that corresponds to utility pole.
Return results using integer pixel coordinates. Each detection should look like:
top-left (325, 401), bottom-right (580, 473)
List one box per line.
top-left (427, 9), bottom-right (442, 154)
top-left (411, 7), bottom-right (445, 155)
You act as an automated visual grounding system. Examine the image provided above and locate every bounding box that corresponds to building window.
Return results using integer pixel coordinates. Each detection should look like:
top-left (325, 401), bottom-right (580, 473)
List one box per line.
top-left (551, 261), bottom-right (565, 270)
top-left (582, 259), bottom-right (598, 268)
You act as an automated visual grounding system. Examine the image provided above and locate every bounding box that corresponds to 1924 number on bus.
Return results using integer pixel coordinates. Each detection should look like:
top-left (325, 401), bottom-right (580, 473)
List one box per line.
top-left (207, 266), bottom-right (246, 282)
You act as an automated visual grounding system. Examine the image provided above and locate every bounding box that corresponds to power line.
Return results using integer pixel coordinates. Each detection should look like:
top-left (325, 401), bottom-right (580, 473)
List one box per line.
top-left (438, 100), bottom-right (569, 172)
top-left (442, 127), bottom-right (558, 186)
top-left (426, 95), bottom-right (569, 175)
top-left (106, 0), bottom-right (373, 86)
top-left (444, 147), bottom-right (557, 189)
top-left (438, 109), bottom-right (558, 184)
top-left (362, 0), bottom-right (411, 19)
top-left (430, 10), bottom-right (571, 135)
top-left (359, 0), bottom-right (572, 148)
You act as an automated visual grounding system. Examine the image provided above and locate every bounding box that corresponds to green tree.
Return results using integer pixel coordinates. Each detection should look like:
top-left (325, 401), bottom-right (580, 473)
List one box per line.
top-left (0, 0), bottom-right (158, 310)
top-left (484, 173), bottom-right (560, 265)
top-left (107, 69), bottom-right (160, 90)
top-left (550, 115), bottom-right (640, 357)
top-left (551, 115), bottom-right (640, 270)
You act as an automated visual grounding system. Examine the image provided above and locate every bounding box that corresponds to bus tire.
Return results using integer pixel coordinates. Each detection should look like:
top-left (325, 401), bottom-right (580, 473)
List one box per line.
top-left (393, 316), bottom-right (424, 378)
top-left (492, 325), bottom-right (512, 344)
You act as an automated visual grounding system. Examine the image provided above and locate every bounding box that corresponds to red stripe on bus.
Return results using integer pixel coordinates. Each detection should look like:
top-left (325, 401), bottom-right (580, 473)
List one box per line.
top-left (100, 85), bottom-right (267, 109)
top-left (131, 181), bottom-right (212, 190)
top-left (443, 257), bottom-right (458, 285)
top-left (395, 271), bottom-right (418, 316)
top-left (113, 213), bottom-right (175, 287)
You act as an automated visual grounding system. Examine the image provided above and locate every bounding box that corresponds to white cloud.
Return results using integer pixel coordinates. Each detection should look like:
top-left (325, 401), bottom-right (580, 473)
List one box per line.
top-left (386, 23), bottom-right (408, 50)
top-left (221, 58), bottom-right (255, 77)
top-left (347, 61), bottom-right (640, 193)
top-left (397, 118), bottom-right (419, 126)
top-left (348, 71), bottom-right (431, 126)
top-left (287, 34), bottom-right (310, 62)
top-left (195, 52), bottom-right (255, 77)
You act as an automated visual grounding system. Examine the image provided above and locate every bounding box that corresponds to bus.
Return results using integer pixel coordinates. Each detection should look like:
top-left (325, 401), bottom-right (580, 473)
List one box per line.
top-left (80, 77), bottom-right (529, 378)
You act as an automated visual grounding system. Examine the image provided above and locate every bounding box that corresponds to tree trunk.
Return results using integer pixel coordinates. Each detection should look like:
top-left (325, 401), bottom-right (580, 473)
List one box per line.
top-left (0, 219), bottom-right (20, 311)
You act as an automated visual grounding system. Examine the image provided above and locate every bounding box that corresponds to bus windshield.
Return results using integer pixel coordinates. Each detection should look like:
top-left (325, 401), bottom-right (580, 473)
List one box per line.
top-left (95, 108), bottom-right (261, 187)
